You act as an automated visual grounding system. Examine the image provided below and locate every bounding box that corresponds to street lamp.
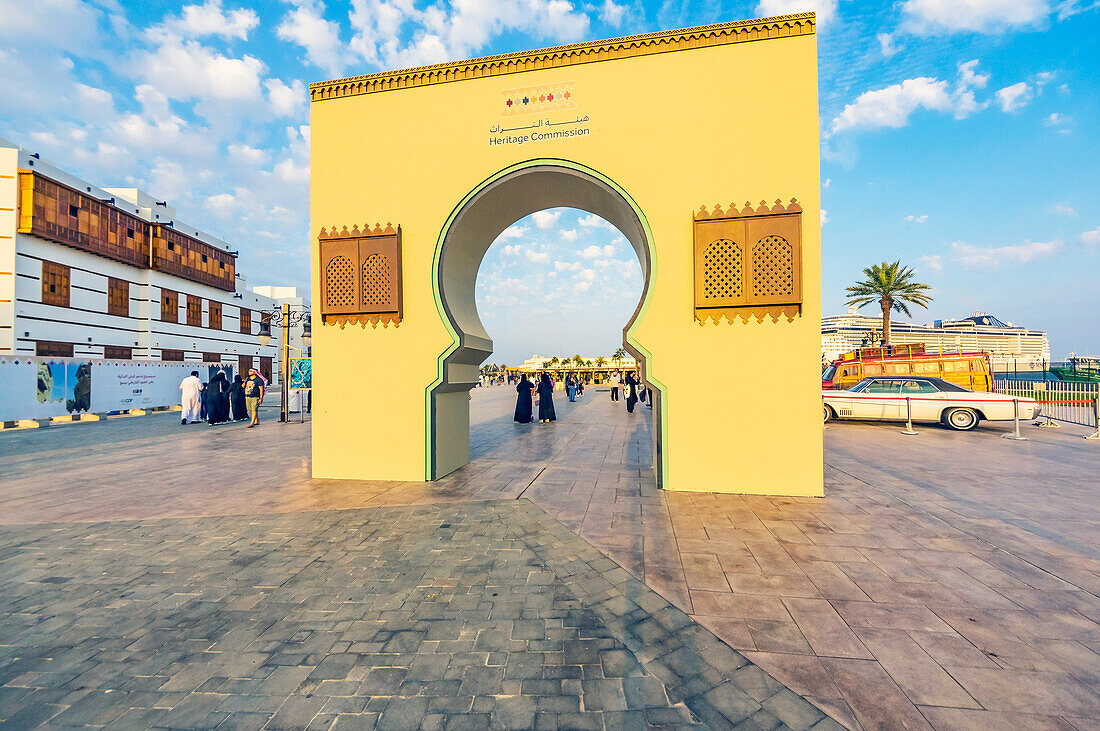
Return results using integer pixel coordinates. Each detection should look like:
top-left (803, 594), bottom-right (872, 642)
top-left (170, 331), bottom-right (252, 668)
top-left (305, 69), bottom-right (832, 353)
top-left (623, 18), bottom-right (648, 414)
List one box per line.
top-left (255, 304), bottom-right (311, 422)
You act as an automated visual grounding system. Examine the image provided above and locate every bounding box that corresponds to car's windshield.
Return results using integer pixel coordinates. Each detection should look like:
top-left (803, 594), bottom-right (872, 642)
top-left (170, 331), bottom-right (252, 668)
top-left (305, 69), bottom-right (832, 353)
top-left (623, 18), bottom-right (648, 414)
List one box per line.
top-left (822, 365), bottom-right (836, 381)
top-left (850, 379), bottom-right (900, 393)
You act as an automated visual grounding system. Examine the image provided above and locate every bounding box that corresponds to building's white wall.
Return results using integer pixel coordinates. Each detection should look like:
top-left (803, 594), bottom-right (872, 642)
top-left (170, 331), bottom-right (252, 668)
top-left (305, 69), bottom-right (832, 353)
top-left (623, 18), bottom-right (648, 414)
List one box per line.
top-left (0, 147), bottom-right (17, 353)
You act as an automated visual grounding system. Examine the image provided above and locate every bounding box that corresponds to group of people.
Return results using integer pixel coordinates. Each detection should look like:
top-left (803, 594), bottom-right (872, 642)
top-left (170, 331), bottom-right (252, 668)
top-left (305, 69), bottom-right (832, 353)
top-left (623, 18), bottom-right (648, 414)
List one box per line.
top-left (607, 370), bottom-right (647, 413)
top-left (180, 368), bottom-right (266, 428)
top-left (513, 369), bottom-right (649, 424)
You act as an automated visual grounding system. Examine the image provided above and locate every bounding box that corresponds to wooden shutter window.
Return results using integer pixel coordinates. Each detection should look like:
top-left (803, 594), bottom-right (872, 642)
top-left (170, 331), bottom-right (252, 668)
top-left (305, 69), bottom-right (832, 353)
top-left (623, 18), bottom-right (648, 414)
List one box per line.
top-left (36, 340), bottom-right (74, 357)
top-left (239, 307), bottom-right (251, 334)
top-left (238, 354), bottom-right (253, 373)
top-left (202, 352), bottom-right (221, 362)
top-left (107, 277), bottom-right (129, 316)
top-left (318, 223), bottom-right (402, 325)
top-left (186, 296), bottom-right (203, 327)
top-left (209, 301), bottom-right (222, 330)
top-left (161, 349), bottom-right (184, 361)
top-left (161, 289), bottom-right (178, 322)
top-left (104, 345), bottom-right (132, 359)
top-left (41, 261), bottom-right (71, 307)
top-left (693, 199), bottom-right (803, 323)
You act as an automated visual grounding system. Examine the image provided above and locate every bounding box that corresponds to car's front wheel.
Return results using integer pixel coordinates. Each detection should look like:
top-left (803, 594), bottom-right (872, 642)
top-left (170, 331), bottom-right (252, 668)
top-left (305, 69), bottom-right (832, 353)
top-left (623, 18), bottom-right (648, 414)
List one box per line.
top-left (943, 407), bottom-right (980, 431)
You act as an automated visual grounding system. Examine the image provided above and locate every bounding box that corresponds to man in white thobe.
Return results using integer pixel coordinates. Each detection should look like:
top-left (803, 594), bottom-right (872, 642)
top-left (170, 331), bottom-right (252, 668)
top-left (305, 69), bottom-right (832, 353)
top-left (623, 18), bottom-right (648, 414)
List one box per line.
top-left (180, 371), bottom-right (202, 424)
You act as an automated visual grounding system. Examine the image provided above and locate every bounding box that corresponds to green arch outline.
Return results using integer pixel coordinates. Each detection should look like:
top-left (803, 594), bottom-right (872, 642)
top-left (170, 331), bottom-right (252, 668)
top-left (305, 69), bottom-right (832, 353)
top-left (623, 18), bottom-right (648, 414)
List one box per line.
top-left (425, 158), bottom-right (669, 487)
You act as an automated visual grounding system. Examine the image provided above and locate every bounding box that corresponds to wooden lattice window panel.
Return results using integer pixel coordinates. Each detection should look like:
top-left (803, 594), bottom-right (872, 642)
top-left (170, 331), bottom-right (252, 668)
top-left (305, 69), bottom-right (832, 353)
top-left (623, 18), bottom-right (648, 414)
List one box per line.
top-left (362, 253), bottom-right (392, 307)
top-left (107, 277), bottom-right (129, 317)
top-left (238, 354), bottom-right (253, 374)
top-left (752, 236), bottom-right (794, 298)
top-left (104, 345), bottom-right (132, 359)
top-left (239, 307), bottom-right (251, 334)
top-left (41, 261), bottom-right (71, 307)
top-left (702, 240), bottom-right (742, 301)
top-left (161, 289), bottom-right (178, 323)
top-left (160, 349), bottom-right (184, 362)
top-left (186, 296), bottom-right (203, 327)
top-left (36, 340), bottom-right (73, 357)
top-left (209, 301), bottom-right (222, 330)
top-left (693, 199), bottom-right (803, 322)
top-left (325, 255), bottom-right (357, 310)
top-left (202, 352), bottom-right (221, 362)
top-left (318, 223), bottom-right (402, 324)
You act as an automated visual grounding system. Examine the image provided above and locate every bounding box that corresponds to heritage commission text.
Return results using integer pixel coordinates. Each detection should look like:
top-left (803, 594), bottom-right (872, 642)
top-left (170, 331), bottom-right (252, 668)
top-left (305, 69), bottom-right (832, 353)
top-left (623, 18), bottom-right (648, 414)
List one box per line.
top-left (488, 128), bottom-right (591, 147)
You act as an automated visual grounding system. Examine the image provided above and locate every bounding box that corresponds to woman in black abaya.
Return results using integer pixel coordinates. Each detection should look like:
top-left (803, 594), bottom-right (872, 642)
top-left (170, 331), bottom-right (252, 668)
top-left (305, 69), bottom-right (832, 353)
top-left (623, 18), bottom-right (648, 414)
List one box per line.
top-left (537, 372), bottom-right (557, 423)
top-left (229, 374), bottom-right (248, 421)
top-left (625, 372), bottom-right (639, 414)
top-left (514, 374), bottom-right (535, 423)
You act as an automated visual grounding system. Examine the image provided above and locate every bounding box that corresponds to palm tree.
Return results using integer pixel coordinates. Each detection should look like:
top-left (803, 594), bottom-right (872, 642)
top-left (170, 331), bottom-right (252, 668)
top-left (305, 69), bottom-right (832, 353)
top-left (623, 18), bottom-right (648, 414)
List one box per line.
top-left (547, 356), bottom-right (559, 368)
top-left (845, 261), bottom-right (933, 347)
top-left (595, 357), bottom-right (606, 368)
top-left (584, 359), bottom-right (593, 367)
top-left (572, 354), bottom-right (584, 367)
top-left (612, 347), bottom-right (627, 365)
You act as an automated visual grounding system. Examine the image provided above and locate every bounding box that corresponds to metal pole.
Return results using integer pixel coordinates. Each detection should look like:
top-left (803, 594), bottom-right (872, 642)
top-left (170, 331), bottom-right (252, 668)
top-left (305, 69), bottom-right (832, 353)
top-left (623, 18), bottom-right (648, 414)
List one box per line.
top-left (280, 303), bottom-right (289, 423)
top-left (1003, 398), bottom-right (1027, 441)
top-left (1087, 397), bottom-right (1100, 440)
top-left (901, 397), bottom-right (917, 435)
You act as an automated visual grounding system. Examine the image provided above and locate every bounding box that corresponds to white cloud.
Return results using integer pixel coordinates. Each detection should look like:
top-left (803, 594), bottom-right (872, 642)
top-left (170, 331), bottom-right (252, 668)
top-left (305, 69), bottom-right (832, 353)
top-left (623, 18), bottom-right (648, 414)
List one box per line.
top-left (901, 0), bottom-right (1052, 34)
top-left (574, 281), bottom-right (591, 293)
top-left (822, 178), bottom-right (831, 188)
top-left (533, 210), bottom-right (562, 229)
top-left (266, 78), bottom-right (306, 117)
top-left (755, 0), bottom-right (838, 25)
top-left (554, 260), bottom-right (580, 271)
top-left (904, 214), bottom-right (929, 223)
top-left (578, 213), bottom-right (616, 229)
top-left (878, 32), bottom-right (901, 57)
top-left (273, 125), bottom-right (310, 183)
top-left (950, 239), bottom-right (1061, 269)
top-left (277, 0), bottom-right (353, 77)
top-left (820, 209), bottom-right (829, 225)
top-left (162, 0), bottom-right (259, 40)
top-left (206, 192), bottom-right (237, 217)
top-left (1044, 112), bottom-right (1067, 126)
top-left (348, 0), bottom-right (591, 71)
top-left (134, 37), bottom-right (265, 102)
top-left (599, 0), bottom-right (628, 26)
top-left (228, 143), bottom-right (267, 165)
top-left (502, 244), bottom-right (522, 256)
top-left (919, 254), bottom-right (943, 271)
top-left (581, 244), bottom-right (616, 258)
top-left (1049, 202), bottom-right (1076, 216)
top-left (1080, 226), bottom-right (1100, 246)
top-left (829, 61), bottom-right (990, 136)
top-left (561, 229), bottom-right (579, 241)
top-left (526, 249), bottom-right (550, 263)
top-left (498, 224), bottom-right (528, 240)
top-left (578, 269), bottom-right (596, 281)
top-left (995, 82), bottom-right (1033, 112)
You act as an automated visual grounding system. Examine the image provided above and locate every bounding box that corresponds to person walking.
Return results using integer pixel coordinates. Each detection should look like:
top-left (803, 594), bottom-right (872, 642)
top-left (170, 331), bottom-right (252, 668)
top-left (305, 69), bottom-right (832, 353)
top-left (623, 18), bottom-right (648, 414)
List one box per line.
top-left (625, 372), bottom-right (639, 414)
top-left (537, 372), bottom-right (557, 423)
top-left (229, 374), bottom-right (248, 421)
top-left (206, 371), bottom-right (229, 426)
top-left (243, 367), bottom-right (265, 428)
top-left (610, 370), bottom-right (621, 402)
top-left (180, 370), bottom-right (202, 424)
top-left (514, 374), bottom-right (535, 423)
top-left (566, 374), bottom-right (577, 402)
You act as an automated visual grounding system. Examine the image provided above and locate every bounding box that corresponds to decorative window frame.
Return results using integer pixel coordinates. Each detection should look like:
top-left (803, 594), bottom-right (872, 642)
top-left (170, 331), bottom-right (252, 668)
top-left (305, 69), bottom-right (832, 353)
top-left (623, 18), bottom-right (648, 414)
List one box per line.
top-left (693, 198), bottom-right (803, 324)
top-left (318, 223), bottom-right (403, 327)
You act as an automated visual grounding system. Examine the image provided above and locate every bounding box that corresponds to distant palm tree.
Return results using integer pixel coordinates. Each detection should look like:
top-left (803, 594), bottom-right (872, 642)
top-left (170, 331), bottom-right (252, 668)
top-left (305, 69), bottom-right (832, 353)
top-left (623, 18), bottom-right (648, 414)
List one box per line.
top-left (595, 357), bottom-right (606, 368)
top-left (572, 354), bottom-right (584, 367)
top-left (585, 359), bottom-right (593, 367)
top-left (612, 347), bottom-right (627, 365)
top-left (547, 356), bottom-right (559, 368)
top-left (846, 261), bottom-right (933, 346)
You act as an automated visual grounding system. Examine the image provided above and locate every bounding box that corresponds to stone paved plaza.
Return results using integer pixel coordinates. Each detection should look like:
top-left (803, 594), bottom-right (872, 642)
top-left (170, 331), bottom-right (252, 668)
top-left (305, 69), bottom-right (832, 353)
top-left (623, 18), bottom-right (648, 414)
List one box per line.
top-left (1, 386), bottom-right (1098, 729)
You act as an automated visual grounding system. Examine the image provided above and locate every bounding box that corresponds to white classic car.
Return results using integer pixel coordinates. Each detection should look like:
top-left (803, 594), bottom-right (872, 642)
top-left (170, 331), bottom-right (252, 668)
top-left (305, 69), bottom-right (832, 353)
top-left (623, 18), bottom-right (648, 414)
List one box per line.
top-left (823, 377), bottom-right (1041, 431)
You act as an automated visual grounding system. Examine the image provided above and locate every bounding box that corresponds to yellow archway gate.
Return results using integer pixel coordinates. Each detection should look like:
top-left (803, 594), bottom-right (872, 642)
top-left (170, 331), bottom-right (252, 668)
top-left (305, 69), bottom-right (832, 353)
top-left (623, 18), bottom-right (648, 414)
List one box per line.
top-left (310, 12), bottom-right (823, 496)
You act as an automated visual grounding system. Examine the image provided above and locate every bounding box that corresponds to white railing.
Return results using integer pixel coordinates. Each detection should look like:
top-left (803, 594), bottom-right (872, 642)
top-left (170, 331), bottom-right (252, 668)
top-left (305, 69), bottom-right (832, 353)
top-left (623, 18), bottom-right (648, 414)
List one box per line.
top-left (995, 379), bottom-right (1098, 428)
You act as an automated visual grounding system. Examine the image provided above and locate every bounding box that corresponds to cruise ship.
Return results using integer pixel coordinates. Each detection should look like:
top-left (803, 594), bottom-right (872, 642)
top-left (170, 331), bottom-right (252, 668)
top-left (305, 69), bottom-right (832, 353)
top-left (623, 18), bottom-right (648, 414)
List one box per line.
top-left (822, 309), bottom-right (1052, 372)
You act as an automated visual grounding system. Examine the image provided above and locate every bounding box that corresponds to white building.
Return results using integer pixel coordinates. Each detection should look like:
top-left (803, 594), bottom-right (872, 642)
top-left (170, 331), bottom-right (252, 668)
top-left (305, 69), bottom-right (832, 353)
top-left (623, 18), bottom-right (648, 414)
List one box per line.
top-left (0, 137), bottom-right (303, 382)
top-left (520, 353), bottom-right (637, 370)
top-left (822, 308), bottom-right (1052, 372)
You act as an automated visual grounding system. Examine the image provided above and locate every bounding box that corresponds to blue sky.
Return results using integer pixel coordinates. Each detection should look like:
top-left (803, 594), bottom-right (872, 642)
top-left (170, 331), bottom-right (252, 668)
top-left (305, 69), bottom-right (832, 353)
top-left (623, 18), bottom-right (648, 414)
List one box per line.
top-left (2, 0), bottom-right (1097, 363)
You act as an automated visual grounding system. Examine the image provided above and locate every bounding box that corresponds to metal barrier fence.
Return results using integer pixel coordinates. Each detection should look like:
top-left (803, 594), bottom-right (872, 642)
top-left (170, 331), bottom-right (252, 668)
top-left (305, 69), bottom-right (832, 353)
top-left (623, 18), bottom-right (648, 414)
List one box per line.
top-left (995, 379), bottom-right (1098, 428)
